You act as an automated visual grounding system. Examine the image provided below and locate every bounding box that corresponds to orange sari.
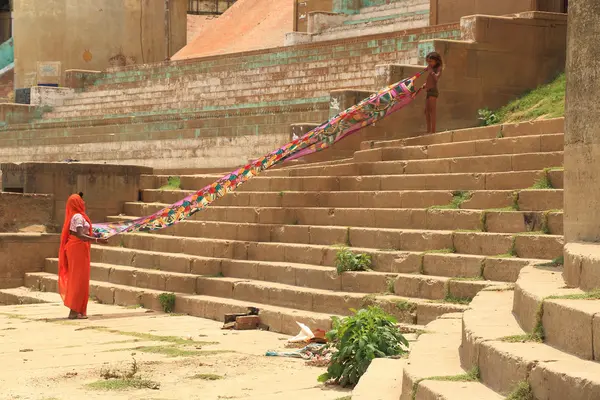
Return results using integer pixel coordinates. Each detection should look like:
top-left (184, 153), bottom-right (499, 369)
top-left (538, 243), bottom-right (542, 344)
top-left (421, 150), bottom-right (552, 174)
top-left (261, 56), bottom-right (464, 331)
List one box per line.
top-left (58, 194), bottom-right (92, 316)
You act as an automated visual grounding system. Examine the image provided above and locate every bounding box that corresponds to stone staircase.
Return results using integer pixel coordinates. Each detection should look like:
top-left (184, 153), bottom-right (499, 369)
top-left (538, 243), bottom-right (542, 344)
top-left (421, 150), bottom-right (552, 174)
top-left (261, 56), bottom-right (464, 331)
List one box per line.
top-left (0, 23), bottom-right (459, 168)
top-left (306, 0), bottom-right (430, 43)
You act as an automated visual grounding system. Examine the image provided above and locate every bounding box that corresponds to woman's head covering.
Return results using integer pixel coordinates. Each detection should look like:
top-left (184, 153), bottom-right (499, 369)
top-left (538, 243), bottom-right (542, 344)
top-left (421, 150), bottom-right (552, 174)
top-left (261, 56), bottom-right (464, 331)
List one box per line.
top-left (58, 194), bottom-right (93, 301)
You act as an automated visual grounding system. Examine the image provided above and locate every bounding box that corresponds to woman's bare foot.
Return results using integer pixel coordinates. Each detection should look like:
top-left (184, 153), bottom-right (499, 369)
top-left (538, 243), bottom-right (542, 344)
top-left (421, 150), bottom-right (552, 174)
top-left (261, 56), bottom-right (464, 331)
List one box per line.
top-left (68, 310), bottom-right (88, 319)
top-left (76, 314), bottom-right (88, 319)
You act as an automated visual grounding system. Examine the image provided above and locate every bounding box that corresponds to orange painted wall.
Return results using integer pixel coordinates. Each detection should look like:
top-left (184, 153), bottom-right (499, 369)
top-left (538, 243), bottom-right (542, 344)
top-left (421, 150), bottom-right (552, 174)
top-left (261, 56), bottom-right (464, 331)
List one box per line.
top-left (173, 0), bottom-right (295, 60)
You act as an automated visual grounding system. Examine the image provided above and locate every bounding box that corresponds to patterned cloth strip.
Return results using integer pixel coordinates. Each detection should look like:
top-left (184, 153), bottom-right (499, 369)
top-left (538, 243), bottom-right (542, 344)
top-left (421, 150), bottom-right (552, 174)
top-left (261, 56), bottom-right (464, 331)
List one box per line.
top-left (92, 70), bottom-right (425, 238)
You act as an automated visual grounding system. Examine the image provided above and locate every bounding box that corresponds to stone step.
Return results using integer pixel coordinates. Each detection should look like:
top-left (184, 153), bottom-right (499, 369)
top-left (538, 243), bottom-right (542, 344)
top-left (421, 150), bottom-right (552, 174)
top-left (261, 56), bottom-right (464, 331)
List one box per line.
top-left (400, 314), bottom-right (503, 400)
top-left (38, 262), bottom-right (466, 326)
top-left (120, 203), bottom-right (564, 235)
top-left (356, 0), bottom-right (430, 19)
top-left (46, 255), bottom-right (504, 304)
top-left (152, 170), bottom-right (564, 192)
top-left (513, 265), bottom-right (600, 361)
top-left (316, 11), bottom-right (428, 40)
top-left (365, 118), bottom-right (564, 148)
top-left (461, 289), bottom-right (600, 400)
top-left (264, 152), bottom-right (564, 177)
top-left (112, 228), bottom-right (562, 269)
top-left (92, 240), bottom-right (535, 282)
top-left (0, 287), bottom-right (61, 305)
top-left (23, 272), bottom-right (332, 336)
top-left (142, 189), bottom-right (563, 211)
top-left (353, 358), bottom-right (405, 400)
top-left (355, 133), bottom-right (563, 162)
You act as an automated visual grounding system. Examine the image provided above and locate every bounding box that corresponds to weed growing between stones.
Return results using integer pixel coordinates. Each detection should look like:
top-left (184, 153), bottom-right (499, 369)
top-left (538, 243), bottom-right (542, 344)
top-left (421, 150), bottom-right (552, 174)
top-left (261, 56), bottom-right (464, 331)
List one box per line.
top-left (411, 367), bottom-right (480, 400)
top-left (88, 358), bottom-right (160, 391)
top-left (159, 176), bottom-right (181, 191)
top-left (506, 381), bottom-right (534, 400)
top-left (530, 170), bottom-right (554, 190)
top-left (190, 373), bottom-right (223, 380)
top-left (538, 255), bottom-right (564, 267)
top-left (158, 293), bottom-right (176, 313)
top-left (500, 334), bottom-right (543, 343)
top-left (386, 278), bottom-right (396, 294)
top-left (547, 288), bottom-right (600, 300)
top-left (428, 191), bottom-right (472, 210)
top-left (317, 306), bottom-right (408, 387)
top-left (334, 246), bottom-right (372, 274)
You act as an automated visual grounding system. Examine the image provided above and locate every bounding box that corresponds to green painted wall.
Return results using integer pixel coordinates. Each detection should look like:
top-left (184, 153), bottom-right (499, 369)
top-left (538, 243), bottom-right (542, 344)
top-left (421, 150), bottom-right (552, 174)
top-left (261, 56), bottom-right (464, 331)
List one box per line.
top-left (0, 37), bottom-right (14, 71)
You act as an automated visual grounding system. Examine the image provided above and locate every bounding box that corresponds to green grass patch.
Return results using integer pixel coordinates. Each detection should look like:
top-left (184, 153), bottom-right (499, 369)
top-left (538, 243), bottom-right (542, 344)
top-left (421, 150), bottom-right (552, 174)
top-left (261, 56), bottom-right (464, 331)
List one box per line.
top-left (159, 176), bottom-right (181, 191)
top-left (86, 378), bottom-right (160, 391)
top-left (126, 345), bottom-right (232, 358)
top-left (190, 373), bottom-right (223, 380)
top-left (441, 294), bottom-right (472, 305)
top-left (394, 299), bottom-right (417, 313)
top-left (428, 191), bottom-right (472, 210)
top-left (500, 334), bottom-right (543, 343)
top-left (335, 397), bottom-right (352, 400)
top-left (450, 276), bottom-right (484, 281)
top-left (537, 255), bottom-right (564, 267)
top-left (507, 381), bottom-right (534, 400)
top-left (79, 326), bottom-right (217, 346)
top-left (428, 367), bottom-right (480, 382)
top-left (422, 248), bottom-right (456, 254)
top-left (531, 175), bottom-right (553, 189)
top-left (479, 74), bottom-right (565, 125)
top-left (547, 288), bottom-right (600, 301)
top-left (158, 293), bottom-right (176, 313)
top-left (334, 246), bottom-right (372, 274)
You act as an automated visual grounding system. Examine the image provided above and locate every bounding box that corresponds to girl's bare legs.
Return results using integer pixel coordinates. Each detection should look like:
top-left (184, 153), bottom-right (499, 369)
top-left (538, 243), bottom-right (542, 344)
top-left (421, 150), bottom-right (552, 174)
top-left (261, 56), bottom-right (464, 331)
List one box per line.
top-left (425, 100), bottom-right (431, 133)
top-left (427, 97), bottom-right (437, 133)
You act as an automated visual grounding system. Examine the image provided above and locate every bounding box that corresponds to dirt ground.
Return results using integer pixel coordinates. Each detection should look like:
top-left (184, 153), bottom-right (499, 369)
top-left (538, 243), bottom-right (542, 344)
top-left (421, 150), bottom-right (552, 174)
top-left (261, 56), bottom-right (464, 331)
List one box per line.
top-left (0, 300), bottom-right (350, 400)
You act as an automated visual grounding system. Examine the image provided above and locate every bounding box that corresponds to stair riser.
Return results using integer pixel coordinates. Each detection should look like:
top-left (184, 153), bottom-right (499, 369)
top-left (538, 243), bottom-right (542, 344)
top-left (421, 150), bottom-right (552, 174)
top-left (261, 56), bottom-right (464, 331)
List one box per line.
top-left (23, 273), bottom-right (331, 335)
top-left (356, 134), bottom-right (564, 162)
top-left (122, 204), bottom-right (564, 235)
top-left (170, 170), bottom-right (564, 192)
top-left (265, 153), bottom-right (563, 177)
top-left (142, 189), bottom-right (564, 211)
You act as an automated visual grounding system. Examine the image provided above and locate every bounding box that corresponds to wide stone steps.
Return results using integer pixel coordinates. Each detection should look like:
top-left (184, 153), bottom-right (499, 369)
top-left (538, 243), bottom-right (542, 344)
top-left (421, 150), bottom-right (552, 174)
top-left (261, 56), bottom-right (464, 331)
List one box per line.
top-left (364, 118), bottom-right (564, 148)
top-left (89, 242), bottom-right (536, 282)
top-left (353, 133), bottom-right (563, 163)
top-left (147, 170), bottom-right (564, 193)
top-left (513, 265), bottom-right (600, 361)
top-left (104, 232), bottom-right (539, 283)
top-left (400, 314), bottom-right (504, 400)
top-left (263, 152), bottom-right (564, 177)
top-left (42, 259), bottom-right (466, 326)
top-left (110, 223), bottom-right (563, 260)
top-left (142, 189), bottom-right (563, 211)
top-left (23, 272), bottom-right (332, 336)
top-left (120, 203), bottom-right (564, 235)
top-left (461, 289), bottom-right (600, 400)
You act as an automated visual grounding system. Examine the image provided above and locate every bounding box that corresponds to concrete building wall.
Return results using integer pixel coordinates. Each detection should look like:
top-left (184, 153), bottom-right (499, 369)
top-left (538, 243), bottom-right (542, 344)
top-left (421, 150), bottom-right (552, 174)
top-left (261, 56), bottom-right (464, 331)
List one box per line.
top-left (12, 0), bottom-right (187, 88)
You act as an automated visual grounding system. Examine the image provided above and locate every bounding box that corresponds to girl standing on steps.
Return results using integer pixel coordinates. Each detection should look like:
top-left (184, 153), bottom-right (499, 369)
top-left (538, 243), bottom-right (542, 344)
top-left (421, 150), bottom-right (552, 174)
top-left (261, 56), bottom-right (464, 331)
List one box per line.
top-left (423, 52), bottom-right (443, 133)
top-left (58, 193), bottom-right (107, 319)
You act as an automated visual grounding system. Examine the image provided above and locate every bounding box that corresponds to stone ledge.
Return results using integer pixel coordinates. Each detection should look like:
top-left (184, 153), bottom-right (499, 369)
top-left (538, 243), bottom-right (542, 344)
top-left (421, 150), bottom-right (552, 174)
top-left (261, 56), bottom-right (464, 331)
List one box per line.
top-left (513, 264), bottom-right (600, 361)
top-left (564, 242), bottom-right (600, 290)
top-left (461, 290), bottom-right (600, 399)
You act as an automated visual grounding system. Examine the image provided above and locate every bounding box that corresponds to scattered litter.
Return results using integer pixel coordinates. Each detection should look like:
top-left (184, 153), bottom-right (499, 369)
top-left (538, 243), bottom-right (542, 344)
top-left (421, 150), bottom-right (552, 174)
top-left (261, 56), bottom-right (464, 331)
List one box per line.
top-left (266, 343), bottom-right (331, 367)
top-left (222, 307), bottom-right (266, 331)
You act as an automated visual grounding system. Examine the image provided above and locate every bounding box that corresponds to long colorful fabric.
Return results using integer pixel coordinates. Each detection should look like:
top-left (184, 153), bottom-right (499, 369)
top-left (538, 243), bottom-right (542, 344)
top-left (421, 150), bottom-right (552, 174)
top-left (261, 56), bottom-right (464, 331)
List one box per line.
top-left (92, 70), bottom-right (425, 238)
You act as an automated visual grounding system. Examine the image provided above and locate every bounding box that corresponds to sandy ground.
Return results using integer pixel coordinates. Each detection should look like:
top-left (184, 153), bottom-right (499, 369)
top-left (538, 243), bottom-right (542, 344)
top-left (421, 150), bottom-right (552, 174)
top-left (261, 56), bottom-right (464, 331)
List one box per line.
top-left (0, 300), bottom-right (350, 400)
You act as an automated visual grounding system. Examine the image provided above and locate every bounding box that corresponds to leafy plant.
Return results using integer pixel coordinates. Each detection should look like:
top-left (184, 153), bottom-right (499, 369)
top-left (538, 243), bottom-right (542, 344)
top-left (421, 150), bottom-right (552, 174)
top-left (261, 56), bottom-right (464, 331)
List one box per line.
top-left (478, 109), bottom-right (500, 126)
top-left (159, 176), bottom-right (181, 191)
top-left (158, 293), bottom-right (176, 313)
top-left (334, 247), bottom-right (372, 274)
top-left (318, 307), bottom-right (408, 387)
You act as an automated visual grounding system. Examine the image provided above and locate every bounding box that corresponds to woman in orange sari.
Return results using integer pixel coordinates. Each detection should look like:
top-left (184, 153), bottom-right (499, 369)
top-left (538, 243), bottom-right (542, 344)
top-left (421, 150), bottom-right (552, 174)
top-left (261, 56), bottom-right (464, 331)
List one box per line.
top-left (58, 194), bottom-right (107, 319)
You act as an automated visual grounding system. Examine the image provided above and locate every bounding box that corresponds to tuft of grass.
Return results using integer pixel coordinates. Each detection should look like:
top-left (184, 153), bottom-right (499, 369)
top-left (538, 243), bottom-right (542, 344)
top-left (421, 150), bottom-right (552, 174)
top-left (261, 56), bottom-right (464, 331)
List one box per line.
top-left (428, 367), bottom-right (480, 382)
top-left (123, 345), bottom-right (232, 358)
top-left (441, 294), bottom-right (472, 305)
top-left (538, 255), bottom-right (564, 267)
top-left (386, 278), bottom-right (396, 294)
top-left (158, 293), bottom-right (176, 313)
top-left (190, 373), bottom-right (223, 380)
top-left (429, 191), bottom-right (472, 210)
top-left (506, 381), bottom-right (535, 400)
top-left (335, 246), bottom-right (371, 274)
top-left (394, 300), bottom-right (417, 313)
top-left (86, 378), bottom-right (160, 391)
top-left (159, 176), bottom-right (181, 191)
top-left (78, 326), bottom-right (217, 346)
top-left (490, 73), bottom-right (565, 124)
top-left (547, 288), bottom-right (600, 301)
top-left (423, 248), bottom-right (455, 254)
top-left (500, 334), bottom-right (543, 343)
top-left (335, 397), bottom-right (352, 400)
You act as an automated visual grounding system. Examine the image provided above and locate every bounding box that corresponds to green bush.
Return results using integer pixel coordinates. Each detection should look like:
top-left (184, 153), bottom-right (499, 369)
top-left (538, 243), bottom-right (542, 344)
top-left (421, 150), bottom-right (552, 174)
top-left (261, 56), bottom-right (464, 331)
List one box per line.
top-left (477, 109), bottom-right (500, 126)
top-left (158, 293), bottom-right (176, 313)
top-left (318, 307), bottom-right (408, 387)
top-left (335, 247), bottom-right (372, 274)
